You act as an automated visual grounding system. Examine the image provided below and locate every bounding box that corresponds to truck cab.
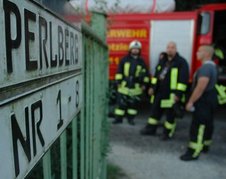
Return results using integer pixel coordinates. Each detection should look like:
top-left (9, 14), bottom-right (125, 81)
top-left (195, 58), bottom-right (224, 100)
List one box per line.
top-left (107, 3), bottom-right (226, 83)
top-left (197, 4), bottom-right (226, 83)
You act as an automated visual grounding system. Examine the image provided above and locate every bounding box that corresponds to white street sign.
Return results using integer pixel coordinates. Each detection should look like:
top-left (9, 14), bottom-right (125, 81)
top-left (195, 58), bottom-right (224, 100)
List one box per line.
top-left (0, 0), bottom-right (82, 87)
top-left (0, 0), bottom-right (83, 178)
top-left (0, 75), bottom-right (82, 179)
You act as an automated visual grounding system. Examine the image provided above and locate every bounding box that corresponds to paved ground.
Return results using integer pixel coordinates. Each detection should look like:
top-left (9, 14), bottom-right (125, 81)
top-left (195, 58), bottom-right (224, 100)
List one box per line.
top-left (107, 104), bottom-right (226, 179)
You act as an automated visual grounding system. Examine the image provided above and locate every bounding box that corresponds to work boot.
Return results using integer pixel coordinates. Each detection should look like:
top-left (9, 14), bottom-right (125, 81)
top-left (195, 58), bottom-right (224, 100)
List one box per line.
top-left (180, 150), bottom-right (198, 161)
top-left (160, 134), bottom-right (171, 141)
top-left (160, 129), bottom-right (172, 141)
top-left (202, 146), bottom-right (209, 153)
top-left (112, 118), bottom-right (122, 124)
top-left (140, 124), bottom-right (156, 135)
top-left (127, 119), bottom-right (135, 125)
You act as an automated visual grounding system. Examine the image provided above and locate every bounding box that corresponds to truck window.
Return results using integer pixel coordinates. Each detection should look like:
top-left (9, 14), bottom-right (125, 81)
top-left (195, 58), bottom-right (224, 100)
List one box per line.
top-left (212, 10), bottom-right (226, 81)
top-left (213, 10), bottom-right (226, 44)
top-left (198, 12), bottom-right (210, 35)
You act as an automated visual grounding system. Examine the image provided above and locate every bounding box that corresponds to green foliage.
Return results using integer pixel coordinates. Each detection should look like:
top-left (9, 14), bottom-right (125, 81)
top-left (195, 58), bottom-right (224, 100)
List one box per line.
top-left (101, 108), bottom-right (111, 158)
top-left (107, 163), bottom-right (127, 179)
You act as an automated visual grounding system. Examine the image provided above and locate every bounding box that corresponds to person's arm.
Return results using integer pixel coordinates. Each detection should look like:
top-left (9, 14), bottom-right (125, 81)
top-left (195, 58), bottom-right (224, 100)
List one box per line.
top-left (115, 57), bottom-right (125, 85)
top-left (175, 59), bottom-right (189, 101)
top-left (149, 61), bottom-right (162, 95)
top-left (186, 77), bottom-right (209, 111)
top-left (140, 60), bottom-right (150, 90)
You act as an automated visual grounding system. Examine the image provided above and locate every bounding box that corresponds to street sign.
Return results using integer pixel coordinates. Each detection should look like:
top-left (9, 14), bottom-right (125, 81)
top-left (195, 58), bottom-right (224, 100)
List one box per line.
top-left (0, 0), bottom-right (82, 178)
top-left (0, 0), bottom-right (82, 88)
top-left (0, 75), bottom-right (82, 179)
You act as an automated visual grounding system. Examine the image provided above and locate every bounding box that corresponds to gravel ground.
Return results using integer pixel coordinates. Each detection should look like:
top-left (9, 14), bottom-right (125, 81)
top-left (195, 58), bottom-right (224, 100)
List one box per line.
top-left (107, 105), bottom-right (226, 179)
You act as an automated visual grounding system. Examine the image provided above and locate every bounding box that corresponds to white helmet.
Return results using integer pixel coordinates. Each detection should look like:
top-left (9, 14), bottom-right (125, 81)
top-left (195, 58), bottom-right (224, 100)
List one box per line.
top-left (129, 40), bottom-right (142, 50)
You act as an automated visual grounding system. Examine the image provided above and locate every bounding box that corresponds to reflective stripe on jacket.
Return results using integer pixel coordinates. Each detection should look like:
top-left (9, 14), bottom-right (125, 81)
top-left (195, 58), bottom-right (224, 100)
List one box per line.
top-left (215, 84), bottom-right (226, 105)
top-left (115, 54), bottom-right (150, 96)
top-left (150, 53), bottom-right (189, 108)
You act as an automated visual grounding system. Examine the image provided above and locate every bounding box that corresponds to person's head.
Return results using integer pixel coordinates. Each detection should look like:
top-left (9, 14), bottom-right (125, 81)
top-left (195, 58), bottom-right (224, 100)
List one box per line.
top-left (159, 52), bottom-right (167, 60)
top-left (129, 40), bottom-right (142, 56)
top-left (196, 45), bottom-right (214, 62)
top-left (166, 41), bottom-right (177, 60)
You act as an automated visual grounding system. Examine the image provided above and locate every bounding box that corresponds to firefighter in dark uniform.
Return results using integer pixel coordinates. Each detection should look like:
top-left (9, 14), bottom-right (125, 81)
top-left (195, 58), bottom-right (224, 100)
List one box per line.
top-left (214, 42), bottom-right (226, 66)
top-left (180, 45), bottom-right (218, 161)
top-left (140, 41), bottom-right (189, 140)
top-left (113, 40), bottom-right (150, 125)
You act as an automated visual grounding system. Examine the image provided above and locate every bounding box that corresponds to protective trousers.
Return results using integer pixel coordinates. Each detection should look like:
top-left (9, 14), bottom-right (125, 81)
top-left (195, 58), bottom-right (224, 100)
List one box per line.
top-left (148, 94), bottom-right (177, 137)
top-left (188, 90), bottom-right (217, 157)
top-left (114, 93), bottom-right (140, 122)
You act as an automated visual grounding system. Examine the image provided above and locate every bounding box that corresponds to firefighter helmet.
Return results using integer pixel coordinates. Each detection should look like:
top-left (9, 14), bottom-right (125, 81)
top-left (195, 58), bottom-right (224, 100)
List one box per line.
top-left (129, 40), bottom-right (142, 50)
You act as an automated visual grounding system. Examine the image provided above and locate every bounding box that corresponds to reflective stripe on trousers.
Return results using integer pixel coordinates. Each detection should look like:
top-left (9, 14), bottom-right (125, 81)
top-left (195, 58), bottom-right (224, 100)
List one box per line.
top-left (188, 125), bottom-right (205, 158)
top-left (127, 108), bottom-right (137, 115)
top-left (148, 117), bottom-right (158, 125)
top-left (114, 108), bottom-right (125, 116)
top-left (164, 121), bottom-right (176, 137)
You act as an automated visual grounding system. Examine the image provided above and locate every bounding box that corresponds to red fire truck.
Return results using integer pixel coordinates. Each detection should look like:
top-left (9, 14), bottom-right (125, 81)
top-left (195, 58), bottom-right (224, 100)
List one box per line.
top-left (107, 3), bottom-right (226, 83)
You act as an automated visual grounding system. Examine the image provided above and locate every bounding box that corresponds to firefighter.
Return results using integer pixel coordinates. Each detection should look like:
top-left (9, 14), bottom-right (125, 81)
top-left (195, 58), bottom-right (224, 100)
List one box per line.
top-left (140, 41), bottom-right (189, 140)
top-left (214, 42), bottom-right (226, 66)
top-left (180, 45), bottom-right (218, 161)
top-left (215, 84), bottom-right (226, 105)
top-left (112, 40), bottom-right (150, 125)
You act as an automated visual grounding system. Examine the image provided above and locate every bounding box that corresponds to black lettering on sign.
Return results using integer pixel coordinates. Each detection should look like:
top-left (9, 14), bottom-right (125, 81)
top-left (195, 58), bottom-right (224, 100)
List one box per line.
top-left (65, 28), bottom-right (70, 66)
top-left (75, 34), bottom-right (79, 64)
top-left (11, 107), bottom-right (31, 177)
top-left (24, 9), bottom-right (37, 71)
top-left (57, 90), bottom-right (64, 130)
top-left (11, 100), bottom-right (45, 177)
top-left (39, 16), bottom-right (49, 69)
top-left (49, 22), bottom-right (57, 67)
top-left (3, 0), bottom-right (22, 73)
top-left (58, 25), bottom-right (64, 66)
top-left (70, 32), bottom-right (75, 64)
top-left (31, 100), bottom-right (45, 157)
top-left (75, 80), bottom-right (79, 108)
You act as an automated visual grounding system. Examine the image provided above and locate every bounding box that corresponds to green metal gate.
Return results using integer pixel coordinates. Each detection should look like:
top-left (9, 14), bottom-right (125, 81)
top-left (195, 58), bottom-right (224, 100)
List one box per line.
top-left (80, 16), bottom-right (109, 179)
top-left (25, 15), bottom-right (109, 179)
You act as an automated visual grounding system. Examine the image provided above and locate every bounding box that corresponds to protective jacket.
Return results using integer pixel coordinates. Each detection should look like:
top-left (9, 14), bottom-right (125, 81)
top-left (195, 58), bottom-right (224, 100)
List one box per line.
top-left (115, 54), bottom-right (150, 96)
top-left (215, 84), bottom-right (226, 104)
top-left (150, 53), bottom-right (189, 108)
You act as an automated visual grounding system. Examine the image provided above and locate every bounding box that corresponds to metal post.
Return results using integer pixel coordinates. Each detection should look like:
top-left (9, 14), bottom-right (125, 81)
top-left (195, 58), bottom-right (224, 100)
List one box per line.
top-left (43, 150), bottom-right (52, 179)
top-left (91, 12), bottom-right (107, 42)
top-left (60, 131), bottom-right (67, 179)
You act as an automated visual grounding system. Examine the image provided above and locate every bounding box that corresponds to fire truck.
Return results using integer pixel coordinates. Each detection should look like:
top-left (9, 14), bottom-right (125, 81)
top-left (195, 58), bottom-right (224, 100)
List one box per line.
top-left (107, 3), bottom-right (226, 83)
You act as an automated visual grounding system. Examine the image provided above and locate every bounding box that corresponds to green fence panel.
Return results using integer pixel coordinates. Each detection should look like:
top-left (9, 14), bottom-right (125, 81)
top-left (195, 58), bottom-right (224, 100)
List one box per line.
top-left (81, 19), bottom-right (109, 179)
top-left (18, 13), bottom-right (108, 179)
top-left (43, 151), bottom-right (52, 179)
top-left (60, 131), bottom-right (67, 179)
top-left (72, 117), bottom-right (78, 179)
